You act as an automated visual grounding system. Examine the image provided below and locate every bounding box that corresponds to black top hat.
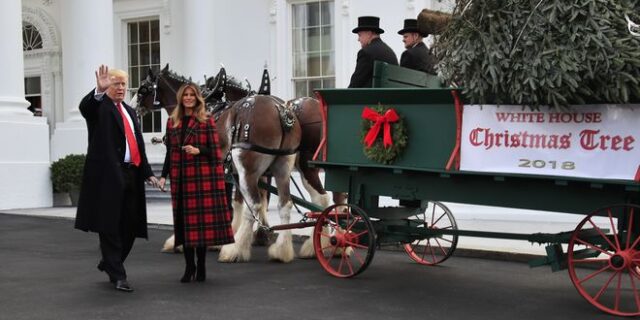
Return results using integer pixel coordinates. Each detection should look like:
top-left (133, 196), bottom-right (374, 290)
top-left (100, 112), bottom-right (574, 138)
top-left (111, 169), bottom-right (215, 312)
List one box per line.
top-left (352, 16), bottom-right (384, 34)
top-left (398, 19), bottom-right (425, 36)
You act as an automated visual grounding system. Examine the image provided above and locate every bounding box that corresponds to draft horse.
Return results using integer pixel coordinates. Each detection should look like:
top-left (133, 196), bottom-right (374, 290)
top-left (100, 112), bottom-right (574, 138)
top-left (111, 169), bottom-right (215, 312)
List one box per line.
top-left (204, 67), bottom-right (336, 257)
top-left (136, 65), bottom-right (301, 262)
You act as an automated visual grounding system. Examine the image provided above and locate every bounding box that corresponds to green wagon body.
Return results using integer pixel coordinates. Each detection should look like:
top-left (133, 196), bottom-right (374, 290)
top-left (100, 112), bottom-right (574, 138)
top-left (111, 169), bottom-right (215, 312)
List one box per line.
top-left (314, 87), bottom-right (640, 216)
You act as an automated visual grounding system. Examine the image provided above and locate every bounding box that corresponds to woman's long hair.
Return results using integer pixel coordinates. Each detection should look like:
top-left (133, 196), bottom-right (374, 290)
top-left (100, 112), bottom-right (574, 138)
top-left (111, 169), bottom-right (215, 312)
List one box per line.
top-left (170, 83), bottom-right (208, 127)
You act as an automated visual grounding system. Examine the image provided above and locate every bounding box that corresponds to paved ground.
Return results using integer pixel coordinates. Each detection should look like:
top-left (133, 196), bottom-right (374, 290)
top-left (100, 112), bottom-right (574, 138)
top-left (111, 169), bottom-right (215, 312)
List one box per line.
top-left (0, 213), bottom-right (619, 320)
top-left (3, 196), bottom-right (587, 258)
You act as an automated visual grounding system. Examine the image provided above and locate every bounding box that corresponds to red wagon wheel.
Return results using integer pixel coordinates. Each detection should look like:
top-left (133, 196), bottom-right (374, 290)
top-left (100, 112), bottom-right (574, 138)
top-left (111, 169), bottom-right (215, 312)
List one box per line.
top-left (403, 201), bottom-right (458, 265)
top-left (568, 204), bottom-right (640, 317)
top-left (313, 204), bottom-right (376, 278)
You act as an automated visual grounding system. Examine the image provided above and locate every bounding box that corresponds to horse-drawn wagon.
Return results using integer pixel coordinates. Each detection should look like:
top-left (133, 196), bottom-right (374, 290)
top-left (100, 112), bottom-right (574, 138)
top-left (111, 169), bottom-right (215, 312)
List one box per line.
top-left (300, 61), bottom-right (640, 316)
top-left (134, 61), bottom-right (640, 316)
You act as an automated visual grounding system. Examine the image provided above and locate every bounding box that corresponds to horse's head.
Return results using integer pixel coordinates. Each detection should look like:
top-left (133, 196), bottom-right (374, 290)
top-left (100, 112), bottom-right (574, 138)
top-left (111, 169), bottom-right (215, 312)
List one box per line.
top-left (134, 68), bottom-right (160, 115)
top-left (134, 64), bottom-right (186, 116)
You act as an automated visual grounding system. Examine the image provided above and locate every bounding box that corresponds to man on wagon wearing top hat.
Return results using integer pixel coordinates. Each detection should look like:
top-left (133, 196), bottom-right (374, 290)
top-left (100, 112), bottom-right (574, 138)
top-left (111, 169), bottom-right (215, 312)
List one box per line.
top-left (348, 16), bottom-right (398, 88)
top-left (398, 18), bottom-right (437, 75)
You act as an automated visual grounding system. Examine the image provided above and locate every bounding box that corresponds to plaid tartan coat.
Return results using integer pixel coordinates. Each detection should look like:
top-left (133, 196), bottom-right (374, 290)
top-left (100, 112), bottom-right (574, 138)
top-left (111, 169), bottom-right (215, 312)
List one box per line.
top-left (165, 116), bottom-right (234, 247)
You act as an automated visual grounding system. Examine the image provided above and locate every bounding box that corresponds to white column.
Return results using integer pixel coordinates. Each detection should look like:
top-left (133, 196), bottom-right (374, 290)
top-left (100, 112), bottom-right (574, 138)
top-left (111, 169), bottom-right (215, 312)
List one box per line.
top-left (0, 0), bottom-right (52, 209)
top-left (182, 0), bottom-right (216, 83)
top-left (50, 0), bottom-right (114, 161)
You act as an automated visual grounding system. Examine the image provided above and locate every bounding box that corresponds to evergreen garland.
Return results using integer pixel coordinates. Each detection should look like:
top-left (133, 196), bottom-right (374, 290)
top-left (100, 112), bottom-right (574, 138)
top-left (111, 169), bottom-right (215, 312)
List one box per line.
top-left (361, 105), bottom-right (408, 165)
top-left (434, 0), bottom-right (640, 108)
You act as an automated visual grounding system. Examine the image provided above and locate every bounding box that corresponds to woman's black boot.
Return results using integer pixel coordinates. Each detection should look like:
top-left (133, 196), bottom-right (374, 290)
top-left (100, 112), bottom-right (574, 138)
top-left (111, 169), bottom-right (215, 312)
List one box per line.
top-left (180, 247), bottom-right (196, 283)
top-left (195, 246), bottom-right (206, 282)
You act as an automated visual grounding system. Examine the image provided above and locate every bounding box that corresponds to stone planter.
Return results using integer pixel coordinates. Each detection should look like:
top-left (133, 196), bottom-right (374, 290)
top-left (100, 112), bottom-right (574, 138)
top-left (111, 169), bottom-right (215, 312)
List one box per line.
top-left (52, 192), bottom-right (71, 207)
top-left (69, 189), bottom-right (80, 207)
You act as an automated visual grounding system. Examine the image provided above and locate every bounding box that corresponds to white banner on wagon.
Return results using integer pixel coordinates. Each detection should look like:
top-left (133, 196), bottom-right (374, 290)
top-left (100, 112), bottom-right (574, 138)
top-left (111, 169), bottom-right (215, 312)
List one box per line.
top-left (460, 104), bottom-right (640, 181)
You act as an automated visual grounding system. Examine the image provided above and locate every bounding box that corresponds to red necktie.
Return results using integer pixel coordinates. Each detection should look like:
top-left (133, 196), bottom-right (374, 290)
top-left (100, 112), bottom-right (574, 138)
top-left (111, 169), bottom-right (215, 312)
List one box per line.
top-left (116, 103), bottom-right (141, 166)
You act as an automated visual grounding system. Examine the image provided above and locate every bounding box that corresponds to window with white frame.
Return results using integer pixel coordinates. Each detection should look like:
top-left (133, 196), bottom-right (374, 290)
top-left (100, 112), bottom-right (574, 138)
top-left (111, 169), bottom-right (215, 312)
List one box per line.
top-left (291, 0), bottom-right (335, 97)
top-left (23, 23), bottom-right (43, 51)
top-left (127, 19), bottom-right (162, 133)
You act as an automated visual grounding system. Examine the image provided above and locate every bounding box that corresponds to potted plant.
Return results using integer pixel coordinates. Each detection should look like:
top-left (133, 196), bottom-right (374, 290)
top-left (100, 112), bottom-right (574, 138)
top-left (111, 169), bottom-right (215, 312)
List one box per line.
top-left (50, 154), bottom-right (86, 206)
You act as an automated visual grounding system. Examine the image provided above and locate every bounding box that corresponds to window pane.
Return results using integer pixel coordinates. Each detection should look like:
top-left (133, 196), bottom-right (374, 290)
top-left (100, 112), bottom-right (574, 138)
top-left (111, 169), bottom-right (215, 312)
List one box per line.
top-left (129, 45), bottom-right (138, 65)
top-left (129, 23), bottom-right (138, 43)
top-left (142, 112), bottom-right (152, 131)
top-left (307, 2), bottom-right (320, 27)
top-left (322, 78), bottom-right (335, 89)
top-left (307, 27), bottom-right (321, 52)
top-left (308, 79), bottom-right (322, 94)
top-left (130, 67), bottom-right (139, 88)
top-left (292, 29), bottom-right (305, 53)
top-left (140, 43), bottom-right (150, 65)
top-left (151, 20), bottom-right (160, 42)
top-left (151, 43), bottom-right (160, 64)
top-left (139, 21), bottom-right (150, 43)
top-left (293, 53), bottom-right (307, 77)
top-left (321, 26), bottom-right (333, 50)
top-left (294, 80), bottom-right (307, 97)
top-left (322, 52), bottom-right (335, 75)
top-left (24, 77), bottom-right (41, 94)
top-left (308, 54), bottom-right (321, 77)
top-left (321, 1), bottom-right (333, 25)
top-left (292, 4), bottom-right (306, 28)
top-left (153, 111), bottom-right (161, 132)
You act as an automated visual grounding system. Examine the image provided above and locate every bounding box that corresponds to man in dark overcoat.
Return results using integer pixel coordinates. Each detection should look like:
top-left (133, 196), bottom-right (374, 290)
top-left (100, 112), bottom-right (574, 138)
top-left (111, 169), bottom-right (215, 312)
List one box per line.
top-left (348, 16), bottom-right (398, 88)
top-left (398, 18), bottom-right (438, 75)
top-left (75, 65), bottom-right (160, 292)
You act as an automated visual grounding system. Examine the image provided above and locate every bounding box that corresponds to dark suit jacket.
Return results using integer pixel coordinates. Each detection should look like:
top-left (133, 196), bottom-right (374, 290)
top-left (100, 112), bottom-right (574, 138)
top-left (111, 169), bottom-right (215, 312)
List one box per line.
top-left (348, 37), bottom-right (398, 88)
top-left (400, 42), bottom-right (437, 75)
top-left (75, 90), bottom-right (153, 238)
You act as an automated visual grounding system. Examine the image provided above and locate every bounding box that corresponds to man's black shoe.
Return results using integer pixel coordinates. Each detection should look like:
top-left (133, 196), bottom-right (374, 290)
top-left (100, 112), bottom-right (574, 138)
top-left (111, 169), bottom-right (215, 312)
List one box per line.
top-left (114, 280), bottom-right (133, 292)
top-left (97, 261), bottom-right (116, 283)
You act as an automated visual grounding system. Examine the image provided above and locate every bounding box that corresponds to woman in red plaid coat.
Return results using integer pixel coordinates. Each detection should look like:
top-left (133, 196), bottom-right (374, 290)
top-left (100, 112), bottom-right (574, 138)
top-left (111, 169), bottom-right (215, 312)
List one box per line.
top-left (158, 83), bottom-right (234, 283)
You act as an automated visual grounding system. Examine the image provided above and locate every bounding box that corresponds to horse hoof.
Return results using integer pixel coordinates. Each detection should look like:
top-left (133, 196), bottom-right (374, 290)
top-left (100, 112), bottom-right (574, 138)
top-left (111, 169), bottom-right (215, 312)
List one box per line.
top-left (298, 237), bottom-right (316, 259)
top-left (268, 243), bottom-right (295, 263)
top-left (253, 229), bottom-right (274, 246)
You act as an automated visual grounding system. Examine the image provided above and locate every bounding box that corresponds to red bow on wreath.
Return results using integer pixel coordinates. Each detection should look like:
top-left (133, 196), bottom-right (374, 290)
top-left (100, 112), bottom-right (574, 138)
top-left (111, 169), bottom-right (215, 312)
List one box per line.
top-left (361, 107), bottom-right (399, 148)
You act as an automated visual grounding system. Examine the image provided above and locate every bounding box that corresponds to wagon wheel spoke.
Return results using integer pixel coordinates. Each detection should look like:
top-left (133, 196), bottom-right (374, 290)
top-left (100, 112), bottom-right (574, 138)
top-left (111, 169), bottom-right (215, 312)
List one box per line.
top-left (606, 209), bottom-right (622, 251)
top-left (344, 240), bottom-right (369, 250)
top-left (351, 247), bottom-right (366, 266)
top-left (626, 208), bottom-right (635, 250)
top-left (432, 237), bottom-right (449, 256)
top-left (434, 236), bottom-right (454, 244)
top-left (586, 218), bottom-right (619, 252)
top-left (343, 251), bottom-right (355, 276)
top-left (431, 212), bottom-right (446, 227)
top-left (574, 237), bottom-right (614, 257)
top-left (578, 264), bottom-right (612, 285)
top-left (572, 258), bottom-right (609, 264)
top-left (591, 269), bottom-right (618, 301)
top-left (419, 239), bottom-right (437, 263)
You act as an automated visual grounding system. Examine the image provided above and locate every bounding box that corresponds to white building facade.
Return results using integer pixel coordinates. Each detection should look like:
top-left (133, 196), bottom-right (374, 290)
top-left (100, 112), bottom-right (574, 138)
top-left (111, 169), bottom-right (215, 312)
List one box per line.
top-left (1, 0), bottom-right (452, 210)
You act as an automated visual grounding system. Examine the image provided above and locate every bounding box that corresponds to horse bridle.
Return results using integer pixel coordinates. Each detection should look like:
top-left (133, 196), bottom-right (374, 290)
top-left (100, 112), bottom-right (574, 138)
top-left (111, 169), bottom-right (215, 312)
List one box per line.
top-left (138, 73), bottom-right (180, 109)
top-left (137, 77), bottom-right (160, 108)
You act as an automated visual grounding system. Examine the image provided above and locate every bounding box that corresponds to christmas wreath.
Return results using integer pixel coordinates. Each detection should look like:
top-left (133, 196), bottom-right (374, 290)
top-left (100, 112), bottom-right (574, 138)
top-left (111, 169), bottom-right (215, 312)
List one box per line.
top-left (361, 105), bottom-right (408, 165)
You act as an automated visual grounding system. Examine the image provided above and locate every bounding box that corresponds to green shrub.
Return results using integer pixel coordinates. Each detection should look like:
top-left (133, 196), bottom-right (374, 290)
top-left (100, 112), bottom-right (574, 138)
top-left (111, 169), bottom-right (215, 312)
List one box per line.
top-left (50, 154), bottom-right (86, 193)
top-left (435, 0), bottom-right (640, 108)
